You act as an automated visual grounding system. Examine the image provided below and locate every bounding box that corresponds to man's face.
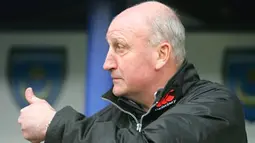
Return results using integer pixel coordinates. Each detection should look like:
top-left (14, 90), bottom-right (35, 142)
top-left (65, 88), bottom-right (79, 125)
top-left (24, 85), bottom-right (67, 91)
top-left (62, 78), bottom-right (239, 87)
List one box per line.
top-left (103, 17), bottom-right (157, 97)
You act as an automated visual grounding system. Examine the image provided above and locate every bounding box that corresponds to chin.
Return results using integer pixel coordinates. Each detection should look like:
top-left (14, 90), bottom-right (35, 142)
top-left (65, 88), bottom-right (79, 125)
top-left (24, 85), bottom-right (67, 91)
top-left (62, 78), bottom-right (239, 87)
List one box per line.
top-left (112, 86), bottom-right (126, 97)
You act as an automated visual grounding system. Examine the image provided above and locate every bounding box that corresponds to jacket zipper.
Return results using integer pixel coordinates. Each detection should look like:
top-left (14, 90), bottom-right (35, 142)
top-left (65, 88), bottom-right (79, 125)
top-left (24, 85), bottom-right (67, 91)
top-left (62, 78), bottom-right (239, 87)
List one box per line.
top-left (102, 98), bottom-right (156, 132)
top-left (137, 103), bottom-right (156, 132)
top-left (102, 98), bottom-right (140, 130)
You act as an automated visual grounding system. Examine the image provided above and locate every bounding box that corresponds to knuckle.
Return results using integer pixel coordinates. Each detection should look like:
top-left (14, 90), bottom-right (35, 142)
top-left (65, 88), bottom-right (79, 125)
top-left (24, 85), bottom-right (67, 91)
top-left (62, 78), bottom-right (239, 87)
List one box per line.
top-left (17, 116), bottom-right (23, 124)
top-left (41, 99), bottom-right (47, 103)
top-left (17, 118), bottom-right (21, 124)
top-left (20, 106), bottom-right (29, 112)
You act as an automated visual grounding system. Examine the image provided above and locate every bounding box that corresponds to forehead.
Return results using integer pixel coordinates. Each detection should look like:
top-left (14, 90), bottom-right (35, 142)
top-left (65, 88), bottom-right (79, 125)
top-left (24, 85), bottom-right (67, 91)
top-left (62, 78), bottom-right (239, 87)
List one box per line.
top-left (106, 14), bottom-right (150, 42)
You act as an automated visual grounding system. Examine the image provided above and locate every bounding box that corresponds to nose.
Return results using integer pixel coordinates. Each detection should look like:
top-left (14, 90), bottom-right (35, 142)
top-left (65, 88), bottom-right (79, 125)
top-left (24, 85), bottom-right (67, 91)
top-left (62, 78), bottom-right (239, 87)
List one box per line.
top-left (103, 50), bottom-right (117, 71)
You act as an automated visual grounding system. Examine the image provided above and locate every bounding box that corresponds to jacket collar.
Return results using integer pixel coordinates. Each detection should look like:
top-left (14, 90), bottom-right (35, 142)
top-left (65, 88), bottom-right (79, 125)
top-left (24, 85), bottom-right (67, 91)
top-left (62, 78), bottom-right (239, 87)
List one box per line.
top-left (102, 59), bottom-right (200, 114)
top-left (154, 59), bottom-right (200, 102)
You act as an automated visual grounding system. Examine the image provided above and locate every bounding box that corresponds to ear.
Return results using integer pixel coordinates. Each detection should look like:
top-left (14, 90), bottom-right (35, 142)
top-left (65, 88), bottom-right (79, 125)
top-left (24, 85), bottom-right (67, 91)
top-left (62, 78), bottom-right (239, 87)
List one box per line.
top-left (155, 42), bottom-right (172, 70)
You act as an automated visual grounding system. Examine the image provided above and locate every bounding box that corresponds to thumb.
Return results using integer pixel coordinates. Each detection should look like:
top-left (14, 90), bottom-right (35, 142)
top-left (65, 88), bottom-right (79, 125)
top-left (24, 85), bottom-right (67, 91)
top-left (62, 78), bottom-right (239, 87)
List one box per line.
top-left (25, 87), bottom-right (42, 104)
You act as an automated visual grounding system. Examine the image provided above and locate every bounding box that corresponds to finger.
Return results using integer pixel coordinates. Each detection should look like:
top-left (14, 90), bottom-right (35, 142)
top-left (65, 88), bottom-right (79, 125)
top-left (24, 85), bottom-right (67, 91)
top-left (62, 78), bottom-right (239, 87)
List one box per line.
top-left (18, 115), bottom-right (22, 124)
top-left (22, 130), bottom-right (40, 143)
top-left (20, 105), bottom-right (29, 113)
top-left (18, 106), bottom-right (29, 124)
top-left (25, 87), bottom-right (42, 104)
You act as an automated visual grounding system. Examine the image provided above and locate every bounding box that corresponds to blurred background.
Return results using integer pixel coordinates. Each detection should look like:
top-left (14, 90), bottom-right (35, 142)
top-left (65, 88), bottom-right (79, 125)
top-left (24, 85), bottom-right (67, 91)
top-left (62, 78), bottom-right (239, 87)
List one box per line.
top-left (0, 0), bottom-right (254, 142)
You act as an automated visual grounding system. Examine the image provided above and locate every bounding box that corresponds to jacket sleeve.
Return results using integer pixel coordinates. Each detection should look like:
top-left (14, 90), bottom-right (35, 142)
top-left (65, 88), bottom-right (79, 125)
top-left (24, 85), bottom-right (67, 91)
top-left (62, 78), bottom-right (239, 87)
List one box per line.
top-left (45, 89), bottom-right (247, 143)
top-left (44, 106), bottom-right (96, 143)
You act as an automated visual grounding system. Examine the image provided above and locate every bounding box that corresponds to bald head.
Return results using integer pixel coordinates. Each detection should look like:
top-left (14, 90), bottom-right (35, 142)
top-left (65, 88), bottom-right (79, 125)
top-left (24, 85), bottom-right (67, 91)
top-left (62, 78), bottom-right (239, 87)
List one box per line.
top-left (121, 1), bottom-right (173, 15)
top-left (113, 1), bottom-right (177, 28)
top-left (108, 1), bottom-right (186, 65)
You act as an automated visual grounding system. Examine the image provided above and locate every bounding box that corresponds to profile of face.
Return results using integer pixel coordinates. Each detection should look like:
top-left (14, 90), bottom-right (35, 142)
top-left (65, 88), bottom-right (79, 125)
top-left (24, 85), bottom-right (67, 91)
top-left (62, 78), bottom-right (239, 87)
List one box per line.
top-left (103, 12), bottom-right (171, 97)
top-left (103, 16), bottom-right (156, 97)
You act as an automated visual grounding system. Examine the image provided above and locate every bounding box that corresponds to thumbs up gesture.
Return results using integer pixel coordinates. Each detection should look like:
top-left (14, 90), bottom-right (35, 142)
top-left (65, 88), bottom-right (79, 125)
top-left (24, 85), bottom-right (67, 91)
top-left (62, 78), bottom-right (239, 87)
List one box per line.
top-left (18, 87), bottom-right (56, 143)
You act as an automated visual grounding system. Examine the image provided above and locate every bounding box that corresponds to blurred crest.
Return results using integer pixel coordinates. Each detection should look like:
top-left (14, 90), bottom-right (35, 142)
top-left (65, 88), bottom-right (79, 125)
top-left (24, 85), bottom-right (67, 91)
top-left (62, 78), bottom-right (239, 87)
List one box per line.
top-left (6, 45), bottom-right (67, 108)
top-left (222, 47), bottom-right (255, 122)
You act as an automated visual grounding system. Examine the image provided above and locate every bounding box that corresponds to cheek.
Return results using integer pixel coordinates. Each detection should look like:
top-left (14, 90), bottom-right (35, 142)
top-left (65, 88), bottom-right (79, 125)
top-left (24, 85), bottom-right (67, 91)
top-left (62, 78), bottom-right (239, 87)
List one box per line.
top-left (119, 53), bottom-right (154, 84)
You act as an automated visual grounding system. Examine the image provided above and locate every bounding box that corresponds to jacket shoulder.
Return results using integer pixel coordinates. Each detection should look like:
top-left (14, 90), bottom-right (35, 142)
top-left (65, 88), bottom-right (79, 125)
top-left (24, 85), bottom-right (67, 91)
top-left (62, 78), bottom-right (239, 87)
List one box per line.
top-left (185, 79), bottom-right (237, 101)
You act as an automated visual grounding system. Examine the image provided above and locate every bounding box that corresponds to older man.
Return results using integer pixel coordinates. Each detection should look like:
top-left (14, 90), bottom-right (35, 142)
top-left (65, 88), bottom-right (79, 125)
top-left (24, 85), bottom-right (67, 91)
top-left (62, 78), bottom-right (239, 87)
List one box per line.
top-left (18, 1), bottom-right (247, 143)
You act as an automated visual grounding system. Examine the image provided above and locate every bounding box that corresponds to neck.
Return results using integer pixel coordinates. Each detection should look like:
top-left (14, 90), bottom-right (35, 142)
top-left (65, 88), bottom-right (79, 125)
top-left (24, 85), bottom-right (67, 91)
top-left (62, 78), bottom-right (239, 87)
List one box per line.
top-left (125, 91), bottom-right (155, 112)
top-left (128, 63), bottom-right (178, 111)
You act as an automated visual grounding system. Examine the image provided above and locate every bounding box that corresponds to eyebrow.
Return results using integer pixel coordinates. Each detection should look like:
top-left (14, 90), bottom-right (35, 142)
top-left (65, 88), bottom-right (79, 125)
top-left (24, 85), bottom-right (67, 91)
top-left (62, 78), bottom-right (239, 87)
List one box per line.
top-left (106, 36), bottom-right (127, 45)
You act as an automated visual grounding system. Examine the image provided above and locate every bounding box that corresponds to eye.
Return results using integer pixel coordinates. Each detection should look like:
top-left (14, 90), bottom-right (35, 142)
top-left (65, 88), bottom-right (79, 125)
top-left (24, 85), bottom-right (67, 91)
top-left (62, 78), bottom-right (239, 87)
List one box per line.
top-left (114, 43), bottom-right (127, 55)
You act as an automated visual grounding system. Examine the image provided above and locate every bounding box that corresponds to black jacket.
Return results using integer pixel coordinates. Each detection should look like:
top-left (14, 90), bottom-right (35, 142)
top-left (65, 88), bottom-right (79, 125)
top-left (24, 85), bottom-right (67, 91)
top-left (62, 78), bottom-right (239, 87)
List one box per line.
top-left (45, 60), bottom-right (247, 143)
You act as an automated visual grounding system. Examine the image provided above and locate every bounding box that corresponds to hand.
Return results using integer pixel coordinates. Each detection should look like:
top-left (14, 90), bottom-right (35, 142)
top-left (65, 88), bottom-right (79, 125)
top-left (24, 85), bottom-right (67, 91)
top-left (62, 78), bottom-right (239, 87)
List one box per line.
top-left (18, 87), bottom-right (56, 142)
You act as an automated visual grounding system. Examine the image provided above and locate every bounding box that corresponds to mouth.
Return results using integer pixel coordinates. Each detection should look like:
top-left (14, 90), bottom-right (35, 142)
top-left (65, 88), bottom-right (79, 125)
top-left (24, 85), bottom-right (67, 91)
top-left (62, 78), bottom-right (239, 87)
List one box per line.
top-left (112, 77), bottom-right (121, 82)
top-left (112, 77), bottom-right (121, 80)
top-left (111, 75), bottom-right (120, 79)
top-left (111, 74), bottom-right (121, 81)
